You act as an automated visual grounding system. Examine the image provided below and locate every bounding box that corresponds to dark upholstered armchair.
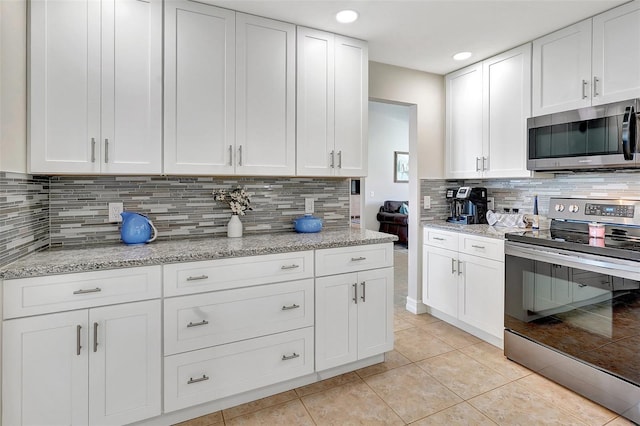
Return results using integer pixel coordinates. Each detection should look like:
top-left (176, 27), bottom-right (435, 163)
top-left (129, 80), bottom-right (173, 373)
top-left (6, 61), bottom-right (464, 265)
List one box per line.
top-left (376, 200), bottom-right (408, 245)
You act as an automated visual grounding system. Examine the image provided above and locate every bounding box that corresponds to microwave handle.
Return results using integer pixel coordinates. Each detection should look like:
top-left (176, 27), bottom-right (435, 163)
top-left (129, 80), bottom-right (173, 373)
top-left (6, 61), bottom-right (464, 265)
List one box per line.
top-left (622, 105), bottom-right (636, 160)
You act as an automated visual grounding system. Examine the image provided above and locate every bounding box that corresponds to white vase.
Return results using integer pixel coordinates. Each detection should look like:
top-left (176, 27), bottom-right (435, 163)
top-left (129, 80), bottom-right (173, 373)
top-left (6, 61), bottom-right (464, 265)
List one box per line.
top-left (227, 214), bottom-right (243, 238)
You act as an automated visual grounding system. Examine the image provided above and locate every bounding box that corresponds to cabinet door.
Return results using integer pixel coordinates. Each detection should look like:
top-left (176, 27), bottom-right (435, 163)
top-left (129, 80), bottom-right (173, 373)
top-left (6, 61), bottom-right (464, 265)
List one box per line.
top-left (422, 245), bottom-right (458, 317)
top-left (29, 0), bottom-right (101, 173)
top-left (296, 27), bottom-right (335, 176)
top-left (445, 63), bottom-right (483, 179)
top-left (532, 20), bottom-right (592, 116)
top-left (458, 253), bottom-right (504, 339)
top-left (315, 273), bottom-right (358, 370)
top-left (89, 300), bottom-right (161, 425)
top-left (164, 0), bottom-right (235, 174)
top-left (3, 311), bottom-right (89, 426)
top-left (483, 44), bottom-right (532, 178)
top-left (357, 268), bottom-right (394, 359)
top-left (236, 14), bottom-right (296, 176)
top-left (334, 35), bottom-right (368, 177)
top-left (101, 0), bottom-right (162, 174)
top-left (592, 1), bottom-right (640, 105)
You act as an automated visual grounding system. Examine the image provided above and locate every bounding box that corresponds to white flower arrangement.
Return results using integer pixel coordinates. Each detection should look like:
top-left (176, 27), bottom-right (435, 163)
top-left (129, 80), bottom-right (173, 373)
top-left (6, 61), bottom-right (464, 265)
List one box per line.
top-left (213, 187), bottom-right (252, 216)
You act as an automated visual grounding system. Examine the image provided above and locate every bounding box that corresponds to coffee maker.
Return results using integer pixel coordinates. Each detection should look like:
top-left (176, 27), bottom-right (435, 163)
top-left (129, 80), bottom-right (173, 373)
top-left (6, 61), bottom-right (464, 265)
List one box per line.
top-left (446, 187), bottom-right (488, 224)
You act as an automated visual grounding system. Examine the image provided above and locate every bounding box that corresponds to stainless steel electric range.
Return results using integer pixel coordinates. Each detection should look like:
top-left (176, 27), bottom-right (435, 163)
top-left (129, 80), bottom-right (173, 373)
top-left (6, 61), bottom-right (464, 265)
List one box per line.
top-left (504, 197), bottom-right (640, 423)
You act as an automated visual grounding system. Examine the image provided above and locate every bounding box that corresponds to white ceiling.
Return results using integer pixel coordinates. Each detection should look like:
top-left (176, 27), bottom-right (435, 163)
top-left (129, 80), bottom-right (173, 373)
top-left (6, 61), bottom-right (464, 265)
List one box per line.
top-left (208, 0), bottom-right (627, 75)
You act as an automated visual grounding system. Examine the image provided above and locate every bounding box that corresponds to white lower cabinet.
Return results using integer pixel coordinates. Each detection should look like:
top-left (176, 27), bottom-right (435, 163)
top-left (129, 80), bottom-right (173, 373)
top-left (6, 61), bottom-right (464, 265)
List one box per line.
top-left (315, 244), bottom-right (394, 371)
top-left (2, 299), bottom-right (161, 426)
top-left (422, 228), bottom-right (505, 344)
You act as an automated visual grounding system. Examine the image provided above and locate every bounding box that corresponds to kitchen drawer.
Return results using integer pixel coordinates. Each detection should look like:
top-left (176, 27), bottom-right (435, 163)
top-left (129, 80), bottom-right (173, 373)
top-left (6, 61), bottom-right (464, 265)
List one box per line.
top-left (164, 327), bottom-right (314, 412)
top-left (423, 228), bottom-right (459, 251)
top-left (459, 234), bottom-right (504, 262)
top-left (3, 266), bottom-right (162, 319)
top-left (315, 243), bottom-right (393, 277)
top-left (164, 279), bottom-right (313, 355)
top-left (163, 251), bottom-right (313, 297)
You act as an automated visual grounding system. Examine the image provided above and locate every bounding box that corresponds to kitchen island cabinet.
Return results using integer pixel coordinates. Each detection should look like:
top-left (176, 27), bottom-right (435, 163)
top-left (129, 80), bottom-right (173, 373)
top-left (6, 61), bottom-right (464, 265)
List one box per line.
top-left (29, 0), bottom-right (162, 174)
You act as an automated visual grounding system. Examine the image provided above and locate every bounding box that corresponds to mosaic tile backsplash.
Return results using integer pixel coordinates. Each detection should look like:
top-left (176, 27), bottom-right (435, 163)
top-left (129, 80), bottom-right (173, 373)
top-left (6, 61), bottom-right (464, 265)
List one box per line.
top-left (49, 176), bottom-right (350, 247)
top-left (0, 172), bottom-right (49, 267)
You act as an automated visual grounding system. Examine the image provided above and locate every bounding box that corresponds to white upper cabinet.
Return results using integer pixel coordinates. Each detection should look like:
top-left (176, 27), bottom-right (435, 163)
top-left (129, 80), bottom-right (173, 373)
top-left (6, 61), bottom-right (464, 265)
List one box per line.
top-left (592, 1), bottom-right (640, 105)
top-left (445, 44), bottom-right (532, 179)
top-left (164, 3), bottom-right (296, 176)
top-left (164, 1), bottom-right (236, 175)
top-left (297, 27), bottom-right (368, 177)
top-left (533, 1), bottom-right (640, 115)
top-left (235, 13), bottom-right (296, 176)
top-left (29, 0), bottom-right (162, 174)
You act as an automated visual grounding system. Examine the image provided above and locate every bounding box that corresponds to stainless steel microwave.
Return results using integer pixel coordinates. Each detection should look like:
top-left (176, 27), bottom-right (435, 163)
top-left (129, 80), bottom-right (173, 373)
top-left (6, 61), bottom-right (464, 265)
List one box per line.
top-left (527, 99), bottom-right (639, 171)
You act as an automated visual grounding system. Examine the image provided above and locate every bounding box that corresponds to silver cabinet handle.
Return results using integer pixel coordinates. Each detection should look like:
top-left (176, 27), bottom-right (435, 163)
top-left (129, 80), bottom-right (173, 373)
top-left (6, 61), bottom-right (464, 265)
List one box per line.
top-left (186, 275), bottom-right (208, 281)
top-left (104, 139), bottom-right (109, 163)
top-left (73, 287), bottom-right (101, 295)
top-left (91, 138), bottom-right (96, 163)
top-left (77, 325), bottom-right (82, 356)
top-left (330, 150), bottom-right (335, 168)
top-left (337, 150), bottom-right (342, 168)
top-left (187, 375), bottom-right (209, 384)
top-left (187, 320), bottom-right (209, 328)
top-left (482, 156), bottom-right (487, 171)
top-left (471, 245), bottom-right (486, 249)
top-left (352, 283), bottom-right (358, 304)
top-left (93, 322), bottom-right (98, 353)
top-left (281, 264), bottom-right (300, 270)
top-left (282, 304), bottom-right (300, 311)
top-left (360, 281), bottom-right (366, 302)
top-left (228, 145), bottom-right (233, 166)
top-left (593, 76), bottom-right (599, 97)
top-left (282, 353), bottom-right (299, 361)
top-left (238, 145), bottom-right (242, 166)
top-left (433, 237), bottom-right (445, 241)
top-left (351, 257), bottom-right (366, 261)
top-left (451, 258), bottom-right (456, 274)
top-left (457, 259), bottom-right (463, 276)
top-left (475, 157), bottom-right (481, 171)
top-left (582, 79), bottom-right (588, 99)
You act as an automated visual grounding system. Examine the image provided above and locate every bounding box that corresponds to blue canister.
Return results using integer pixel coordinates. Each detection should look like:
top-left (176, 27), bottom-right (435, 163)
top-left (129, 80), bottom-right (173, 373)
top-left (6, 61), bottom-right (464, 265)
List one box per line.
top-left (293, 214), bottom-right (323, 233)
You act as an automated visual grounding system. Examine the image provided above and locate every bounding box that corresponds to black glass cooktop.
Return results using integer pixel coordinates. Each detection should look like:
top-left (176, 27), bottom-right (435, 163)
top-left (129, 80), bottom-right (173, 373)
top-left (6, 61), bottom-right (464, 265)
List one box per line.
top-left (506, 221), bottom-right (640, 262)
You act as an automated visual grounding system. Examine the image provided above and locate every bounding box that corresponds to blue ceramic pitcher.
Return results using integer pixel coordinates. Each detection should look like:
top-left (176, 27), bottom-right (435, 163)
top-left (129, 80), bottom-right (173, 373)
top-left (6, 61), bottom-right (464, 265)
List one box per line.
top-left (120, 212), bottom-right (157, 245)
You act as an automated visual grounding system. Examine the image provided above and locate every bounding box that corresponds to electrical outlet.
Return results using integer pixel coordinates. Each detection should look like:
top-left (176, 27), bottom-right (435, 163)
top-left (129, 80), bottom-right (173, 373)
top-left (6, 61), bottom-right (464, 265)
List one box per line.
top-left (487, 197), bottom-right (495, 211)
top-left (423, 196), bottom-right (431, 209)
top-left (304, 198), bottom-right (314, 214)
top-left (108, 202), bottom-right (124, 222)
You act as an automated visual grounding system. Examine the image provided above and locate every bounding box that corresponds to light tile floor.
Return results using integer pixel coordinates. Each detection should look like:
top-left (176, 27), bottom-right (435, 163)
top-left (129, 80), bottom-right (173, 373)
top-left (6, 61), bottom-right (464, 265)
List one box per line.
top-left (177, 248), bottom-right (633, 426)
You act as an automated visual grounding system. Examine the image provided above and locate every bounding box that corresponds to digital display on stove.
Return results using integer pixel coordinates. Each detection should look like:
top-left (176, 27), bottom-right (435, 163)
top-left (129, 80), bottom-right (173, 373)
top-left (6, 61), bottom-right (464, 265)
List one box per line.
top-left (585, 203), bottom-right (635, 218)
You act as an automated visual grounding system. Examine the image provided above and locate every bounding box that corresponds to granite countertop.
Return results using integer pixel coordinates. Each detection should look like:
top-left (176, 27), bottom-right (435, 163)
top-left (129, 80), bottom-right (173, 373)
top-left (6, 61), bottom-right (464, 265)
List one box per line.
top-left (422, 221), bottom-right (528, 240)
top-left (0, 229), bottom-right (397, 280)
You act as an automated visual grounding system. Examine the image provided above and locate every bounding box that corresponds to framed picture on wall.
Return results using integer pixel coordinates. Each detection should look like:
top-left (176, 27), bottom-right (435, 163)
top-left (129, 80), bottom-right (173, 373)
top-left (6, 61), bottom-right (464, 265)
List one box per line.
top-left (394, 151), bottom-right (409, 183)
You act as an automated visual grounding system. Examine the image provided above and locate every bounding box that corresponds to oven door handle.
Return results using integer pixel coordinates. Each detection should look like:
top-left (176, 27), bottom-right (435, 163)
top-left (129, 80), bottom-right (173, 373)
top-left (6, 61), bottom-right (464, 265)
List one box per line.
top-left (506, 242), bottom-right (640, 280)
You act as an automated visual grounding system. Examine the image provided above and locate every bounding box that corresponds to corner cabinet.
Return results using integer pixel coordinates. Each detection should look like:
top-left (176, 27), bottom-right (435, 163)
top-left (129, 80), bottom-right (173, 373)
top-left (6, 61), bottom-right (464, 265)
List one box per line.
top-left (164, 1), bottom-right (296, 176)
top-left (297, 27), bottom-right (368, 177)
top-left (422, 228), bottom-right (504, 346)
top-left (29, 0), bottom-right (162, 174)
top-left (314, 244), bottom-right (394, 370)
top-left (2, 266), bottom-right (162, 426)
top-left (532, 1), bottom-right (640, 116)
top-left (446, 44), bottom-right (532, 179)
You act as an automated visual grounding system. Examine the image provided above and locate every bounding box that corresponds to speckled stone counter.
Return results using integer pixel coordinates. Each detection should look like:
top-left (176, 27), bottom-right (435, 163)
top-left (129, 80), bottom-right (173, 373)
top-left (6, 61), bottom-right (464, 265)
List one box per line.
top-left (0, 229), bottom-right (397, 280)
top-left (422, 222), bottom-right (529, 240)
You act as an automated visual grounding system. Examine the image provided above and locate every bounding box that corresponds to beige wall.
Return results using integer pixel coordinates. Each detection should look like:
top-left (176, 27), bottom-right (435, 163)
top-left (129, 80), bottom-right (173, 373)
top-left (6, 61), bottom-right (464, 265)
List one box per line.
top-left (369, 61), bottom-right (445, 179)
top-left (0, 0), bottom-right (28, 173)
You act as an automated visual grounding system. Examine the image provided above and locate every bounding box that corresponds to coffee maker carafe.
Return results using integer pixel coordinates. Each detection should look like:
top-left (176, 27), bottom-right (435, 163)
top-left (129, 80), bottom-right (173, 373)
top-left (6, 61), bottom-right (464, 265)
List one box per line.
top-left (446, 187), bottom-right (488, 224)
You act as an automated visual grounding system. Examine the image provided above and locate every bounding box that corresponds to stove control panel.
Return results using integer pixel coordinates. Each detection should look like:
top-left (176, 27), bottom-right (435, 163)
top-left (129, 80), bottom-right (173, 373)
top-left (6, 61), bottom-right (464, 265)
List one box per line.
top-left (549, 197), bottom-right (640, 225)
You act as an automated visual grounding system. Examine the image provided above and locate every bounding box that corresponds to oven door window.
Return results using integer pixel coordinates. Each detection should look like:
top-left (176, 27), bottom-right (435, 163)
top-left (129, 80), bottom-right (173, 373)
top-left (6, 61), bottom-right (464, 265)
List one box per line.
top-left (505, 254), bottom-right (640, 385)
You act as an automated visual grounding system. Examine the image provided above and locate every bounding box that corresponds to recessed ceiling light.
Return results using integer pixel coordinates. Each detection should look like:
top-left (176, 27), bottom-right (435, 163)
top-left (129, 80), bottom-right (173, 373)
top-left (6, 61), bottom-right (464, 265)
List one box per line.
top-left (336, 10), bottom-right (358, 24)
top-left (453, 51), bottom-right (472, 61)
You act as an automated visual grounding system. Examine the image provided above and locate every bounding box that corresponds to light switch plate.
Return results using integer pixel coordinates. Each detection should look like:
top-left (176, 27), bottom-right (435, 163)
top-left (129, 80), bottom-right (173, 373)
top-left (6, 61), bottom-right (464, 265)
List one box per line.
top-left (423, 196), bottom-right (431, 209)
top-left (304, 198), bottom-right (314, 214)
top-left (108, 202), bottom-right (123, 222)
top-left (487, 197), bottom-right (495, 211)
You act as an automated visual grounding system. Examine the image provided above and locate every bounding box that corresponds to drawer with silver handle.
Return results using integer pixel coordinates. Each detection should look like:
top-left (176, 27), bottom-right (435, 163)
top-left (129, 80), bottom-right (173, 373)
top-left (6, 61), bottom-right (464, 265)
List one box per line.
top-left (459, 235), bottom-right (504, 261)
top-left (315, 243), bottom-right (393, 277)
top-left (163, 251), bottom-right (313, 297)
top-left (164, 279), bottom-right (313, 355)
top-left (423, 228), bottom-right (459, 251)
top-left (163, 327), bottom-right (314, 412)
top-left (3, 266), bottom-right (162, 319)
